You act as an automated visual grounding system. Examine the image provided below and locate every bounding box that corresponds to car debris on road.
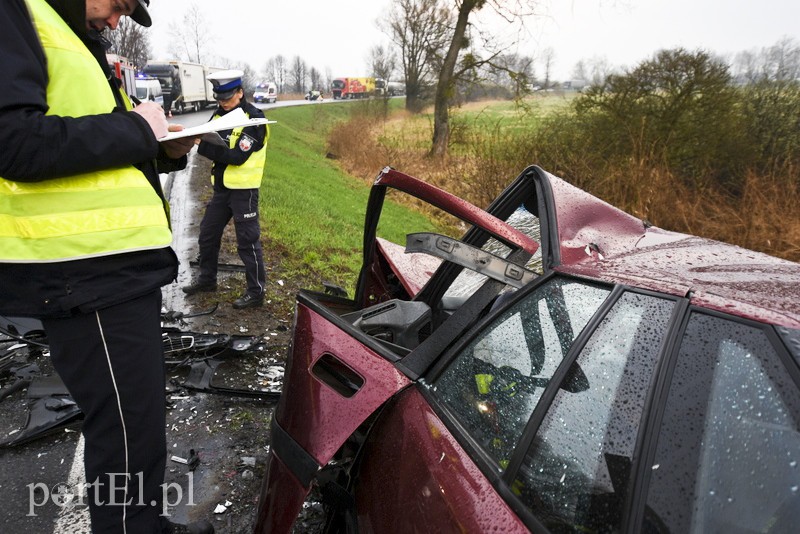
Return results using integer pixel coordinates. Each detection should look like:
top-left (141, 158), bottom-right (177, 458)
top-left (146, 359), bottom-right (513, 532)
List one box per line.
top-left (0, 309), bottom-right (286, 448)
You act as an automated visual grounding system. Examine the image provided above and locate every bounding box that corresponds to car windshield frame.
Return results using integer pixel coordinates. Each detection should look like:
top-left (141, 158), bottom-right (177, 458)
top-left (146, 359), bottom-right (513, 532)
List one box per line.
top-left (355, 168), bottom-right (542, 375)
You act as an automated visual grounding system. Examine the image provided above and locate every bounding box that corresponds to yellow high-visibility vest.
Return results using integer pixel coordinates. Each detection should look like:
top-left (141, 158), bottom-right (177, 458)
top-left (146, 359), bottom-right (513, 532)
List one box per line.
top-left (210, 114), bottom-right (268, 189)
top-left (0, 0), bottom-right (172, 263)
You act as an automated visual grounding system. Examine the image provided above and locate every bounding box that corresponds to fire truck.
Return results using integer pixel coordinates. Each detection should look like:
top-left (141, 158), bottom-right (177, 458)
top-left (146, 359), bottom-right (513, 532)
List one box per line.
top-left (106, 54), bottom-right (137, 99)
top-left (331, 77), bottom-right (378, 99)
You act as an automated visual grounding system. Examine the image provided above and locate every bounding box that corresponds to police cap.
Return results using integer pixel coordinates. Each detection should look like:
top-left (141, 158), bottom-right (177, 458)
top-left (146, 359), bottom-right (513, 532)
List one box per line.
top-left (207, 70), bottom-right (245, 101)
top-left (130, 0), bottom-right (152, 27)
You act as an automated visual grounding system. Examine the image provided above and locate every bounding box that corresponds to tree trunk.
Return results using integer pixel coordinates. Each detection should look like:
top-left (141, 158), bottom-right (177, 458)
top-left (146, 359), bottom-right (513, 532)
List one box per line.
top-left (429, 0), bottom-right (478, 158)
top-left (405, 79), bottom-right (423, 113)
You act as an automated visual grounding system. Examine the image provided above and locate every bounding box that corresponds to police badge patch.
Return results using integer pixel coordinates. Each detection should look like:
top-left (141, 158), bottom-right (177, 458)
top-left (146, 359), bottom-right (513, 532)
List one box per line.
top-left (238, 134), bottom-right (254, 152)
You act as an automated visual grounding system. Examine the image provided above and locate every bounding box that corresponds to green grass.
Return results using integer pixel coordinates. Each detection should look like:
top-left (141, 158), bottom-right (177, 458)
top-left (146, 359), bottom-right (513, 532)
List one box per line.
top-left (259, 102), bottom-right (438, 295)
top-left (256, 95), bottom-right (570, 296)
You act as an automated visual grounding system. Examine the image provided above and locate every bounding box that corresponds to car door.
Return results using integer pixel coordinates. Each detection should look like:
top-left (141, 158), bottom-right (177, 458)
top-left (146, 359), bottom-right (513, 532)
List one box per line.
top-left (255, 167), bottom-right (543, 533)
top-left (421, 281), bottom-right (683, 532)
top-left (352, 275), bottom-right (613, 531)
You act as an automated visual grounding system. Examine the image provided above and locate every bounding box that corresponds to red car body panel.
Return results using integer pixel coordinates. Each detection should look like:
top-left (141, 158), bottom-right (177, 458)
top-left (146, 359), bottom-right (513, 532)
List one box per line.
top-left (546, 172), bottom-right (653, 266)
top-left (376, 237), bottom-right (442, 298)
top-left (539, 172), bottom-right (800, 327)
top-left (275, 303), bottom-right (411, 466)
top-left (562, 236), bottom-right (800, 327)
top-left (258, 303), bottom-right (412, 532)
top-left (255, 166), bottom-right (800, 533)
top-left (355, 387), bottom-right (530, 533)
top-left (254, 453), bottom-right (310, 531)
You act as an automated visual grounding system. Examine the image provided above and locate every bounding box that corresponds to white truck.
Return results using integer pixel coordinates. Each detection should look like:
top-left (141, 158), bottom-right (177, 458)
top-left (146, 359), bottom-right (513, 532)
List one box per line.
top-left (142, 61), bottom-right (222, 114)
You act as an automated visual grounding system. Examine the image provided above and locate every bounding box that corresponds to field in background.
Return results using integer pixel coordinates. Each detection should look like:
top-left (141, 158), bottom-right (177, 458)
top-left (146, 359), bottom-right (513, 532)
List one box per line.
top-left (327, 95), bottom-right (800, 263)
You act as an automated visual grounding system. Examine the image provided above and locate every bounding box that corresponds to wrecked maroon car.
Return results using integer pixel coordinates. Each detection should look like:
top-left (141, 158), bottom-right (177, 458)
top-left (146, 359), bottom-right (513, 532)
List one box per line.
top-left (255, 166), bottom-right (800, 533)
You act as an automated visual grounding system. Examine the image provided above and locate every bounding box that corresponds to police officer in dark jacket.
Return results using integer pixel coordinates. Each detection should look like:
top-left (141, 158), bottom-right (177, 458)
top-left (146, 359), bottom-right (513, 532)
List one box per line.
top-left (0, 1), bottom-right (203, 532)
top-left (183, 70), bottom-right (269, 310)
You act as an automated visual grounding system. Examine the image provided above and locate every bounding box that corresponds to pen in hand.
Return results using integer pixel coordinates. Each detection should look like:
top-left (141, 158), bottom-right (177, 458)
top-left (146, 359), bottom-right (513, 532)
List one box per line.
top-left (131, 99), bottom-right (169, 139)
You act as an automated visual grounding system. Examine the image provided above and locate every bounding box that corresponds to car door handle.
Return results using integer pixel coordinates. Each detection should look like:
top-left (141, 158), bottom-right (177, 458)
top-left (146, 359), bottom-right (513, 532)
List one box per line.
top-left (311, 353), bottom-right (365, 398)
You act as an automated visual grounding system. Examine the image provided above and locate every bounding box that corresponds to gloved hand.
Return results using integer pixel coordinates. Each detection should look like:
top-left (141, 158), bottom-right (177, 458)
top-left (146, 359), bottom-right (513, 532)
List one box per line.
top-left (132, 101), bottom-right (168, 139)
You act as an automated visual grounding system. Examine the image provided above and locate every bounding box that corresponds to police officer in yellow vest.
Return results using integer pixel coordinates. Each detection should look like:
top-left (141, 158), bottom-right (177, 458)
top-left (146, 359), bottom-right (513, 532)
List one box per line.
top-left (0, 1), bottom-right (204, 532)
top-left (182, 70), bottom-right (269, 310)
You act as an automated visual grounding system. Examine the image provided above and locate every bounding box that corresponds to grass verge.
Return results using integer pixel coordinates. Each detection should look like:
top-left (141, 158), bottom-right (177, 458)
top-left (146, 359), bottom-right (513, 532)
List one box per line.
top-left (259, 101), bottom-right (438, 296)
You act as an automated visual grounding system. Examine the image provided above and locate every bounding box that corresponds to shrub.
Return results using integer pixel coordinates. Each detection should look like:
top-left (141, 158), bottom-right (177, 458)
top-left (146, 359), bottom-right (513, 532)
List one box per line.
top-left (740, 79), bottom-right (800, 180)
top-left (572, 49), bottom-right (750, 190)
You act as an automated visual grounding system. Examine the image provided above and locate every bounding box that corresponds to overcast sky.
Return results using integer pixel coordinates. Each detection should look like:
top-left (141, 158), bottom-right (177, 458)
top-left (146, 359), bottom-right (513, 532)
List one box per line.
top-left (146, 0), bottom-right (800, 82)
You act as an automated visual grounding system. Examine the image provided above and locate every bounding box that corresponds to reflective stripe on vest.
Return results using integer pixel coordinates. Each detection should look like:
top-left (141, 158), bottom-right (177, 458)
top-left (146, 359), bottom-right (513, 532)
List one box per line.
top-left (210, 114), bottom-right (267, 189)
top-left (0, 0), bottom-right (172, 263)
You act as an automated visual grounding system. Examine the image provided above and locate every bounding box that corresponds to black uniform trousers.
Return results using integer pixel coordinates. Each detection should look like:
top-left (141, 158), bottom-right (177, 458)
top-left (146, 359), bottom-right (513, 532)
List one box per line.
top-left (197, 187), bottom-right (266, 297)
top-left (43, 290), bottom-right (168, 533)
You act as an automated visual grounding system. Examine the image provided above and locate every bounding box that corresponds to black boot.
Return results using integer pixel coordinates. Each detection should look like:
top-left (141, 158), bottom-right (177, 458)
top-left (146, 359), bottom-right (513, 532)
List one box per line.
top-left (182, 281), bottom-right (217, 295)
top-left (232, 293), bottom-right (264, 309)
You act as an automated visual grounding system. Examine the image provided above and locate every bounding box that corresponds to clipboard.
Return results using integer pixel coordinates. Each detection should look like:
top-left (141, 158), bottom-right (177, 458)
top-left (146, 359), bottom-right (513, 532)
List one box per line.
top-left (159, 108), bottom-right (275, 146)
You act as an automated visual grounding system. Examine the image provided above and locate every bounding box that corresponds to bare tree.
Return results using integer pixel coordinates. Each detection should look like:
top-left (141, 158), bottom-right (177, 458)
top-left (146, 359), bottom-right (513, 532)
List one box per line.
top-left (733, 37), bottom-right (800, 83)
top-left (289, 56), bottom-right (308, 94)
top-left (540, 47), bottom-right (555, 89)
top-left (324, 67), bottom-right (333, 95)
top-left (733, 49), bottom-right (760, 84)
top-left (585, 55), bottom-right (614, 86)
top-left (168, 2), bottom-right (214, 63)
top-left (572, 59), bottom-right (588, 83)
top-left (430, 0), bottom-right (540, 158)
top-left (264, 55), bottom-right (288, 92)
top-left (368, 44), bottom-right (397, 81)
top-left (502, 53), bottom-right (535, 96)
top-left (309, 67), bottom-right (323, 92)
top-left (382, 0), bottom-right (453, 113)
top-left (764, 36), bottom-right (800, 81)
top-left (105, 18), bottom-right (151, 69)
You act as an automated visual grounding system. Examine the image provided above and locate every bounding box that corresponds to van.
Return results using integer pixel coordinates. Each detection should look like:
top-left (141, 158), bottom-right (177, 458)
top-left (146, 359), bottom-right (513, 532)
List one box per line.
top-left (134, 77), bottom-right (164, 108)
top-left (253, 82), bottom-right (277, 104)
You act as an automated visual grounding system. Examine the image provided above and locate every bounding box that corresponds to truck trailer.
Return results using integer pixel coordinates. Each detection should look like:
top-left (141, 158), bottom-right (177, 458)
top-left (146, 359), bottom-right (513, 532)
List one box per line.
top-left (142, 61), bottom-right (222, 114)
top-left (331, 77), bottom-right (377, 99)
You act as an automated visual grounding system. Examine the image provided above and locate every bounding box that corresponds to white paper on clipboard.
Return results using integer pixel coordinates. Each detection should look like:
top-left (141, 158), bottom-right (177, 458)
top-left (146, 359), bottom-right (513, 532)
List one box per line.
top-left (158, 108), bottom-right (275, 146)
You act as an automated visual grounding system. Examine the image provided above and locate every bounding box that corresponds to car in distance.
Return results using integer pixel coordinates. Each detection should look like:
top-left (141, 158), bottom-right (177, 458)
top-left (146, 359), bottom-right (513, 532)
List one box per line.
top-left (134, 76), bottom-right (164, 108)
top-left (255, 166), bottom-right (800, 533)
top-left (253, 82), bottom-right (277, 104)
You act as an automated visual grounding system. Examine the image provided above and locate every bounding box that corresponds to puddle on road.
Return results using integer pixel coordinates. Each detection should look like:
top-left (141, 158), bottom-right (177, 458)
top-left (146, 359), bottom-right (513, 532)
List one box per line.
top-left (162, 151), bottom-right (204, 316)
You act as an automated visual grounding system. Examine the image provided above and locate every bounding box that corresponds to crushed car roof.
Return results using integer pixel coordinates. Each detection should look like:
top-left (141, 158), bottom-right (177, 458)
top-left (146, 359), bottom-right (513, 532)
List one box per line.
top-left (540, 169), bottom-right (800, 328)
top-left (374, 167), bottom-right (800, 328)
